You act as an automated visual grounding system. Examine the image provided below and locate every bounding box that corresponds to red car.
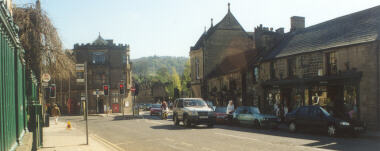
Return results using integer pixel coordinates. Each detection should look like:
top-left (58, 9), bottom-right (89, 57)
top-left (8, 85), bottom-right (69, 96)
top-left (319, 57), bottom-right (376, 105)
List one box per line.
top-left (150, 104), bottom-right (162, 116)
top-left (215, 107), bottom-right (227, 124)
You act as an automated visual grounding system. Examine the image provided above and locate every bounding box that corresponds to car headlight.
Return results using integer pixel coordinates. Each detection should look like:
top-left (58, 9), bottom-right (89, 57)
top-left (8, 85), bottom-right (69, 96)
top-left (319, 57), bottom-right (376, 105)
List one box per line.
top-left (340, 121), bottom-right (350, 126)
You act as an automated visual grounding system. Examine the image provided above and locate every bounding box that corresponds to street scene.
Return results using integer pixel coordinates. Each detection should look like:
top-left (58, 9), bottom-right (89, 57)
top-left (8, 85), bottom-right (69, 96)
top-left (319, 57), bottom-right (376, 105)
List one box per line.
top-left (1, 0), bottom-right (380, 151)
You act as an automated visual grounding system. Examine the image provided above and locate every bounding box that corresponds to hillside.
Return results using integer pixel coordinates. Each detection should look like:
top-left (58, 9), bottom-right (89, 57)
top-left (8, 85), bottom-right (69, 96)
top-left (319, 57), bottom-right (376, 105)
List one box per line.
top-left (131, 56), bottom-right (188, 77)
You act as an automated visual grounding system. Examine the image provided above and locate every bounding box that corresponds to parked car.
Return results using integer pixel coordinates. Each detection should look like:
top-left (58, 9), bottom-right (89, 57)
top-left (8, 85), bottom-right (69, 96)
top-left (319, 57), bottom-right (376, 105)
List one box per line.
top-left (285, 106), bottom-right (366, 137)
top-left (150, 104), bottom-right (162, 116)
top-left (234, 106), bottom-right (280, 129)
top-left (145, 104), bottom-right (152, 111)
top-left (172, 98), bottom-right (216, 128)
top-left (214, 106), bottom-right (227, 124)
top-left (205, 101), bottom-right (216, 111)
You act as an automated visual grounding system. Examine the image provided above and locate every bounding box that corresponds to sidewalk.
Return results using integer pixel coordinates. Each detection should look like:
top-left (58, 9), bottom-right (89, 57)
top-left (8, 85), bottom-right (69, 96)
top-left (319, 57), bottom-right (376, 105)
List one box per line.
top-left (39, 118), bottom-right (121, 151)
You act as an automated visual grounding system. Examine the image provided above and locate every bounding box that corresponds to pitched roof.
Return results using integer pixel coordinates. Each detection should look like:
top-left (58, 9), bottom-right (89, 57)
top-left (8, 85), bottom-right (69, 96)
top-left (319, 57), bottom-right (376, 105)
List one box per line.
top-left (265, 5), bottom-right (380, 60)
top-left (191, 9), bottom-right (246, 51)
top-left (207, 50), bottom-right (257, 79)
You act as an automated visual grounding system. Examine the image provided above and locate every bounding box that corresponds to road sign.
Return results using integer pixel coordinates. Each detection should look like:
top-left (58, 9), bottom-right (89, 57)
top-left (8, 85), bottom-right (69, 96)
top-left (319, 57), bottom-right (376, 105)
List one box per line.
top-left (42, 73), bottom-right (51, 82)
top-left (75, 64), bottom-right (85, 71)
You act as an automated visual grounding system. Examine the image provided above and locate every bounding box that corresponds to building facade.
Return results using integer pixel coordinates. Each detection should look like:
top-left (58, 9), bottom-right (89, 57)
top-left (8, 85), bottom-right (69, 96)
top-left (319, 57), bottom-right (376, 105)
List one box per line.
top-left (190, 4), bottom-right (255, 106)
top-left (72, 35), bottom-right (133, 114)
top-left (190, 4), bottom-right (380, 130)
top-left (254, 6), bottom-right (380, 129)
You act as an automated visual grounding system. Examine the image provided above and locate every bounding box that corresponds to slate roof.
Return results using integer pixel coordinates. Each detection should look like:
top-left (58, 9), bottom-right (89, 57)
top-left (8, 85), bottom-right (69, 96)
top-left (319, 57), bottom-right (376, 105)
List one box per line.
top-left (207, 50), bottom-right (257, 79)
top-left (265, 5), bottom-right (380, 60)
top-left (191, 10), bottom-right (246, 51)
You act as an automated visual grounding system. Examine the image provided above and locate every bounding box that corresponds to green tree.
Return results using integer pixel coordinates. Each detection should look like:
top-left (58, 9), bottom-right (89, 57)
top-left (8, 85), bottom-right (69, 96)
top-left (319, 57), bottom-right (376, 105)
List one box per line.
top-left (181, 59), bottom-right (191, 97)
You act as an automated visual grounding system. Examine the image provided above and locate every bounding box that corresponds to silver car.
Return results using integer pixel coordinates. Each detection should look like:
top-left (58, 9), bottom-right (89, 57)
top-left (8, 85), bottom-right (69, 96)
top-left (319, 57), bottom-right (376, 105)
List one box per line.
top-left (172, 98), bottom-right (216, 128)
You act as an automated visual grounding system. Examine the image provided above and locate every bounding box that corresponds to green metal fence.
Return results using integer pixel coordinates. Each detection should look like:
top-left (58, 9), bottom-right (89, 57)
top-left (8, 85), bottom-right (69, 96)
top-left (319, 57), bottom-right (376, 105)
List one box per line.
top-left (0, 2), bottom-right (41, 151)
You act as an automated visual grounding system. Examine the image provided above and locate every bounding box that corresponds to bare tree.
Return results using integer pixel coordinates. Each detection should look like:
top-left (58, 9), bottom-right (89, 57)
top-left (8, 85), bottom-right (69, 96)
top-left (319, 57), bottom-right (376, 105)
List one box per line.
top-left (13, 1), bottom-right (74, 83)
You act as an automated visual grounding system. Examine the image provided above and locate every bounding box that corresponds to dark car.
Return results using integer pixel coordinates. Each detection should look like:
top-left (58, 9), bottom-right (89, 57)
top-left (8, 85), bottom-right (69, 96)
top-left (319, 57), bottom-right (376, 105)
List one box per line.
top-left (214, 106), bottom-right (227, 124)
top-left (150, 104), bottom-right (162, 116)
top-left (285, 106), bottom-right (366, 137)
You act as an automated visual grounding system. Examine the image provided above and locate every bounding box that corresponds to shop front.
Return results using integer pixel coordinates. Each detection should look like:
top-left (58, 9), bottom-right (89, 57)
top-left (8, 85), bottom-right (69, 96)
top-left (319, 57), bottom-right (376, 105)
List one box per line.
top-left (261, 72), bottom-right (362, 120)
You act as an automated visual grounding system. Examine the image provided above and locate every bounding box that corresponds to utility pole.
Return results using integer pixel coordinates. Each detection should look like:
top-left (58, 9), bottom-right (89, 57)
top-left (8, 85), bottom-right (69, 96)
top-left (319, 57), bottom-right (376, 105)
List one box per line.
top-left (85, 61), bottom-right (89, 145)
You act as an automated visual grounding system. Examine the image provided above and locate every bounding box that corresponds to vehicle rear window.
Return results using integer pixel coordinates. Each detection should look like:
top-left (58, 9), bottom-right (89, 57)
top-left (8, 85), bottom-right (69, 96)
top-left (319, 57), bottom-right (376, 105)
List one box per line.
top-left (151, 104), bottom-right (161, 108)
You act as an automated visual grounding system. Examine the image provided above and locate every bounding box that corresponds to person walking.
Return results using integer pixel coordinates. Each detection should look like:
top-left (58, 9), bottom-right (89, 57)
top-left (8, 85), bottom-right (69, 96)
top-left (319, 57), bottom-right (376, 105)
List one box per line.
top-left (51, 104), bottom-right (61, 124)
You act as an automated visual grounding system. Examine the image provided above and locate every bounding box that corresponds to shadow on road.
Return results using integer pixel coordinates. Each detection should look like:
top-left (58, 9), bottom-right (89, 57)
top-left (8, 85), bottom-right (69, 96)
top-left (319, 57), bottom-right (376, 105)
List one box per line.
top-left (213, 123), bottom-right (379, 151)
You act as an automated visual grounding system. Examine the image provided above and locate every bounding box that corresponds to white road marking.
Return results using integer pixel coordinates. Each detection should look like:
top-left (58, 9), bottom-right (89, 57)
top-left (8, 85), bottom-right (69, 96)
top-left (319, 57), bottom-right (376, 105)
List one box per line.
top-left (215, 132), bottom-right (258, 141)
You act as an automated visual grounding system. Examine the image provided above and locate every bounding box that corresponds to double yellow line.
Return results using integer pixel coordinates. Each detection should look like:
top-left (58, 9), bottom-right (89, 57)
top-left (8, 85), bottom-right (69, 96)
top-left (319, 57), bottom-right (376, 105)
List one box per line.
top-left (92, 134), bottom-right (125, 151)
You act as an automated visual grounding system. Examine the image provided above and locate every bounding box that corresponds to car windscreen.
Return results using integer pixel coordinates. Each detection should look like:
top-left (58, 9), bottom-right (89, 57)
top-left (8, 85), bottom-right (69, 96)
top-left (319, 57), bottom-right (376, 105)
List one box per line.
top-left (250, 107), bottom-right (260, 114)
top-left (151, 104), bottom-right (161, 108)
top-left (183, 99), bottom-right (206, 107)
top-left (215, 107), bottom-right (226, 113)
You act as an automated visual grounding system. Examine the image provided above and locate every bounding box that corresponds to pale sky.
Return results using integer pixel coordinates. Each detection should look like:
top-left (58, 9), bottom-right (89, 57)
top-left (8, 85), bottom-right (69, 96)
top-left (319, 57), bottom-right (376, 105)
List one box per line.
top-left (13, 0), bottom-right (380, 59)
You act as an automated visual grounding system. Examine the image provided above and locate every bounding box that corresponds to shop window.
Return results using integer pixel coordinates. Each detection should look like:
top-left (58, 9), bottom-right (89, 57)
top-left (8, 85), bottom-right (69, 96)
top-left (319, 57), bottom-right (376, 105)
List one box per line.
top-left (344, 86), bottom-right (358, 119)
top-left (327, 52), bottom-right (337, 75)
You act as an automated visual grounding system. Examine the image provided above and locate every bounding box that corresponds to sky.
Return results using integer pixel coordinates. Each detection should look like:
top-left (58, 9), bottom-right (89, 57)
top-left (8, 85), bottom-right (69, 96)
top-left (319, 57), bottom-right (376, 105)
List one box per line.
top-left (13, 0), bottom-right (380, 59)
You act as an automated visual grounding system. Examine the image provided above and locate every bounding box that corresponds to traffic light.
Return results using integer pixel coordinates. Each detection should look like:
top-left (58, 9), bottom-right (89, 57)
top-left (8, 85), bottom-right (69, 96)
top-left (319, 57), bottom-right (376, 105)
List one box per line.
top-left (50, 84), bottom-right (56, 98)
top-left (119, 83), bottom-right (125, 95)
top-left (103, 85), bottom-right (109, 96)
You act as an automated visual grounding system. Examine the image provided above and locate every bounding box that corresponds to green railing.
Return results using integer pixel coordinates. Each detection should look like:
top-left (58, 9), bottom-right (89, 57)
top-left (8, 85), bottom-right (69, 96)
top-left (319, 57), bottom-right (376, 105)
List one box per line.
top-left (0, 1), bottom-right (42, 151)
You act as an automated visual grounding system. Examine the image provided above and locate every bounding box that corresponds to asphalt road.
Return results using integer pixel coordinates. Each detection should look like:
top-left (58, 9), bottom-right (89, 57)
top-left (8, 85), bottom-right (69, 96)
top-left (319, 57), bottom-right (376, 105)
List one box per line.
top-left (60, 112), bottom-right (379, 151)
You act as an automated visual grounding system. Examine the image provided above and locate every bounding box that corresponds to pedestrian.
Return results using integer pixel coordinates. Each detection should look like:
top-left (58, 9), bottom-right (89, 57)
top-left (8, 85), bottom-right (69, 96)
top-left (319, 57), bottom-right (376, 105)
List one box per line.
top-left (226, 100), bottom-right (234, 114)
top-left (313, 93), bottom-right (320, 106)
top-left (51, 104), bottom-right (61, 124)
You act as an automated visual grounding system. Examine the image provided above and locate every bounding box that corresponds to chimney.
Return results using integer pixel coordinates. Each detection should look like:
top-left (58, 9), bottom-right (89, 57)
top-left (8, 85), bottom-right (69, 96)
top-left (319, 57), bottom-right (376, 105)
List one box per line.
top-left (290, 16), bottom-right (305, 32)
top-left (276, 28), bottom-right (284, 34)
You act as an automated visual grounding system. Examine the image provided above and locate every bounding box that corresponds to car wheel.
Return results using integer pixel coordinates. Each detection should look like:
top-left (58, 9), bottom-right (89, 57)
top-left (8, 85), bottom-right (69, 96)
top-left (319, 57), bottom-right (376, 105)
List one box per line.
top-left (183, 115), bottom-right (191, 127)
top-left (254, 120), bottom-right (261, 129)
top-left (327, 125), bottom-right (337, 137)
top-left (173, 115), bottom-right (179, 126)
top-left (289, 122), bottom-right (297, 133)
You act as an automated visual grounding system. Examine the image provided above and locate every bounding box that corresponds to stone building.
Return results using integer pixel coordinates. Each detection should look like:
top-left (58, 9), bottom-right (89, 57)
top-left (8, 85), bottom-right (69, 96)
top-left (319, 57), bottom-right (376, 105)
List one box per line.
top-left (72, 35), bottom-right (133, 114)
top-left (255, 6), bottom-right (380, 129)
top-left (190, 4), bottom-right (255, 105)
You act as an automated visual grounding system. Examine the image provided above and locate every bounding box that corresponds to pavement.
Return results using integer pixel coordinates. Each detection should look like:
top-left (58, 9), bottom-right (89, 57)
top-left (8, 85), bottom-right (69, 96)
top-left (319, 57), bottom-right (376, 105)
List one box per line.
top-left (38, 118), bottom-right (121, 151)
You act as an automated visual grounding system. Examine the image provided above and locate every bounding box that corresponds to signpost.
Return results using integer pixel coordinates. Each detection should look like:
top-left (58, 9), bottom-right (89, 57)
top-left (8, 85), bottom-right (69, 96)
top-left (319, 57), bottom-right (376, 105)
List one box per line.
top-left (76, 63), bottom-right (88, 145)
